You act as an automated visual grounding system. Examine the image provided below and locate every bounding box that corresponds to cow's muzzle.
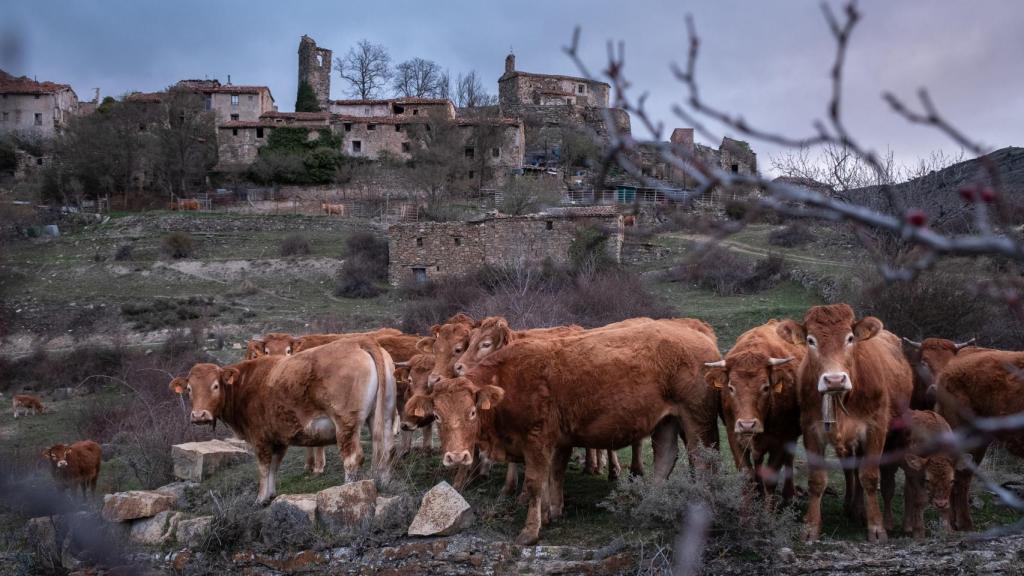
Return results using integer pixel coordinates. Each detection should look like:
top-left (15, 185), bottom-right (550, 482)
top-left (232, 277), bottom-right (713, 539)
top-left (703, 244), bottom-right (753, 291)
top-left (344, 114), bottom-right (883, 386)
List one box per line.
top-left (817, 372), bottom-right (851, 393)
top-left (734, 419), bottom-right (762, 435)
top-left (453, 362), bottom-right (466, 376)
top-left (442, 450), bottom-right (473, 468)
top-left (190, 410), bottom-right (214, 425)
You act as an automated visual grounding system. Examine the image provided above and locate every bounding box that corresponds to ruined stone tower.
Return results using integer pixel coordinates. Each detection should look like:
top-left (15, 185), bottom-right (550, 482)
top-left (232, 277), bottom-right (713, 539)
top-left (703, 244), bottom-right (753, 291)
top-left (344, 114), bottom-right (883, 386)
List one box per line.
top-left (298, 35), bottom-right (332, 110)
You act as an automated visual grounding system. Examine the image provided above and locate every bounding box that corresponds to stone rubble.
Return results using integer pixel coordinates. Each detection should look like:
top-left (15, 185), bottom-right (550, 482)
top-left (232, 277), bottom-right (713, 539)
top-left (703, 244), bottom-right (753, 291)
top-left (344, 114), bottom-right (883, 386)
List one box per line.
top-left (407, 481), bottom-right (475, 537)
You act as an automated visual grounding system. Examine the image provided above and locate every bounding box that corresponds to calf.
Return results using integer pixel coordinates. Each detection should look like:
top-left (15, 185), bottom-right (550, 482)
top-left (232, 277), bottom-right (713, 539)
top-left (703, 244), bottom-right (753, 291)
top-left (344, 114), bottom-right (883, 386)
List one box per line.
top-left (778, 304), bottom-right (912, 542)
top-left (171, 337), bottom-right (395, 503)
top-left (13, 394), bottom-right (44, 418)
top-left (900, 410), bottom-right (961, 537)
top-left (703, 320), bottom-right (803, 501)
top-left (407, 321), bottom-right (721, 544)
top-left (322, 202), bottom-right (346, 216)
top-left (42, 441), bottom-right (102, 498)
top-left (935, 349), bottom-right (1024, 531)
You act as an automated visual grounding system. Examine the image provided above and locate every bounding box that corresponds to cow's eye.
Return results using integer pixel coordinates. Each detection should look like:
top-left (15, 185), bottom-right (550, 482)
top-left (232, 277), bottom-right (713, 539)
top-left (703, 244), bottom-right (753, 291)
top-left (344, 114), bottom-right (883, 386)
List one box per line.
top-left (212, 382), bottom-right (219, 391)
top-left (727, 384), bottom-right (736, 394)
top-left (846, 334), bottom-right (855, 345)
top-left (806, 336), bottom-right (817, 347)
top-left (481, 341), bottom-right (491, 349)
top-left (468, 408), bottom-right (477, 420)
top-left (454, 346), bottom-right (463, 354)
top-left (186, 385), bottom-right (192, 394)
top-left (286, 347), bottom-right (293, 355)
top-left (434, 414), bottom-right (442, 424)
top-left (761, 382), bottom-right (770, 393)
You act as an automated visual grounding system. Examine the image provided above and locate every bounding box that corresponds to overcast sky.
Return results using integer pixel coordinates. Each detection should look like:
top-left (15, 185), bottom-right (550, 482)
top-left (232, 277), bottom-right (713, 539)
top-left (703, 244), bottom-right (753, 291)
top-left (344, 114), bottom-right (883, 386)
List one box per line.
top-left (4, 1), bottom-right (1021, 171)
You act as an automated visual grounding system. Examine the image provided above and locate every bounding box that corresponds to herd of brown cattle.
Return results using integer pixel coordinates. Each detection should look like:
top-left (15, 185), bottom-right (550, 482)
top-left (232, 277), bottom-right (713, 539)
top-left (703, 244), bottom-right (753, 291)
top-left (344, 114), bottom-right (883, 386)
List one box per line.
top-left (163, 304), bottom-right (1023, 545)
top-left (10, 303), bottom-right (1022, 547)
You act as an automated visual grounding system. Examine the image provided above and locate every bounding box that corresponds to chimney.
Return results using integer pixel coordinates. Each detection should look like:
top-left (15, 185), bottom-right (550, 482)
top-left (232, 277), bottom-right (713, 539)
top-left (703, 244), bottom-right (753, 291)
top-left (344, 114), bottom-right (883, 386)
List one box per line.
top-left (505, 53), bottom-right (515, 74)
top-left (227, 74), bottom-right (232, 85)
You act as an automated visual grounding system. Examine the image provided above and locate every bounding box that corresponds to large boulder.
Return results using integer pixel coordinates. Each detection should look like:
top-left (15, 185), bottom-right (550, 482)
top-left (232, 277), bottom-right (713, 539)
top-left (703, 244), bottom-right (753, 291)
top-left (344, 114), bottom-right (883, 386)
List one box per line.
top-left (129, 510), bottom-right (183, 545)
top-left (373, 495), bottom-right (409, 529)
top-left (269, 493), bottom-right (317, 529)
top-left (176, 515), bottom-right (214, 548)
top-left (102, 490), bottom-right (176, 522)
top-left (155, 480), bottom-right (197, 508)
top-left (408, 481), bottom-right (475, 537)
top-left (316, 480), bottom-right (377, 530)
top-left (172, 439), bottom-right (250, 482)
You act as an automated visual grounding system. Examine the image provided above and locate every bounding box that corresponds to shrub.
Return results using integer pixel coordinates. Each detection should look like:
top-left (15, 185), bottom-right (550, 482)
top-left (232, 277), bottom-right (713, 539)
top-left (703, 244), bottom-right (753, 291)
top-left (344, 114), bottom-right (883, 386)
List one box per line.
top-left (569, 226), bottom-right (613, 273)
top-left (161, 231), bottom-right (194, 259)
top-left (345, 231), bottom-right (389, 275)
top-left (724, 200), bottom-right (748, 220)
top-left (113, 243), bottom-right (133, 261)
top-left (602, 446), bottom-right (800, 572)
top-left (667, 247), bottom-right (787, 296)
top-left (768, 223), bottom-right (814, 247)
top-left (334, 257), bottom-right (385, 299)
top-left (280, 234), bottom-right (311, 257)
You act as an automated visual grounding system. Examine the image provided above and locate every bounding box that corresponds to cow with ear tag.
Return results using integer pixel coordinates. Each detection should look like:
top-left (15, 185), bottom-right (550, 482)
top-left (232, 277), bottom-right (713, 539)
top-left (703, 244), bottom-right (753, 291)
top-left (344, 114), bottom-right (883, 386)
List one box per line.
top-left (702, 319), bottom-right (804, 502)
top-left (777, 304), bottom-right (913, 544)
top-left (170, 336), bottom-right (396, 505)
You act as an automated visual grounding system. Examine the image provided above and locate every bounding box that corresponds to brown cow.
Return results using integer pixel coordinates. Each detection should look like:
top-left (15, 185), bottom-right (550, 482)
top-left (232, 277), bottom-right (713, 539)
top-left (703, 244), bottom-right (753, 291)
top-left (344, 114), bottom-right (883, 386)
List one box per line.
top-left (902, 337), bottom-right (980, 410)
top-left (42, 441), bottom-right (102, 498)
top-left (322, 202), bottom-right (346, 216)
top-left (702, 320), bottom-right (804, 501)
top-left (244, 328), bottom-right (415, 474)
top-left (406, 321), bottom-right (721, 544)
top-left (13, 394), bottom-right (45, 418)
top-left (422, 314), bottom-right (481, 388)
top-left (171, 337), bottom-right (395, 503)
top-left (935, 349), bottom-right (1024, 531)
top-left (777, 304), bottom-right (913, 543)
top-left (900, 410), bottom-right (963, 537)
top-left (171, 199), bottom-right (200, 211)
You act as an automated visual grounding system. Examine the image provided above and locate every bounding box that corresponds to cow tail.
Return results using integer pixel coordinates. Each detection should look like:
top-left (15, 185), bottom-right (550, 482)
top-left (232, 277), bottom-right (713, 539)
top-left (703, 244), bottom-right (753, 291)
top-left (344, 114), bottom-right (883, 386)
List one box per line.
top-left (362, 339), bottom-right (394, 479)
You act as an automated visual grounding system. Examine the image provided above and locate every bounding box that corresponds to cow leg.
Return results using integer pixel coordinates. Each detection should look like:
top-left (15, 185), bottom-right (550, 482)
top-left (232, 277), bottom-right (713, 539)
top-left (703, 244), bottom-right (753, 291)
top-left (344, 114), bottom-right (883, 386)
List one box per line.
top-left (500, 463), bottom-right (519, 498)
top-left (680, 413), bottom-right (718, 470)
top-left (254, 447), bottom-right (274, 504)
top-left (860, 430), bottom-right (887, 543)
top-left (421, 422), bottom-right (433, 451)
top-left (651, 418), bottom-right (680, 481)
top-left (781, 452), bottom-right (796, 504)
top-left (952, 442), bottom-right (988, 531)
top-left (803, 430), bottom-right (828, 543)
top-left (334, 416), bottom-right (363, 483)
top-left (607, 450), bottom-right (621, 481)
top-left (517, 447), bottom-right (551, 545)
top-left (397, 429), bottom-right (413, 458)
top-left (453, 464), bottom-right (472, 491)
top-left (630, 440), bottom-right (645, 476)
top-left (901, 469), bottom-right (917, 536)
top-left (549, 445), bottom-right (573, 520)
top-left (880, 461), bottom-right (898, 532)
top-left (584, 449), bottom-right (599, 475)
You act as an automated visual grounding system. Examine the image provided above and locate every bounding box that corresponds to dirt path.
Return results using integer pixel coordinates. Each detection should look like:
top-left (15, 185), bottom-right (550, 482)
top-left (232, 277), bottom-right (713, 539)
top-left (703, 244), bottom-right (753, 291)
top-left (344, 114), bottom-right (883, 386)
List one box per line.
top-left (667, 233), bottom-right (855, 269)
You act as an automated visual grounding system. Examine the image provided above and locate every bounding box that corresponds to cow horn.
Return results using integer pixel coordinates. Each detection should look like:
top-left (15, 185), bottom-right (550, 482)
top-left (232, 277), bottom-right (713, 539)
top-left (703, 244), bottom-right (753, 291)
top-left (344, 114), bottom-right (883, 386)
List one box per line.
top-left (393, 361), bottom-right (410, 368)
top-left (955, 337), bottom-right (976, 350)
top-left (902, 337), bottom-right (922, 349)
top-left (704, 360), bottom-right (726, 368)
top-left (767, 356), bottom-right (794, 366)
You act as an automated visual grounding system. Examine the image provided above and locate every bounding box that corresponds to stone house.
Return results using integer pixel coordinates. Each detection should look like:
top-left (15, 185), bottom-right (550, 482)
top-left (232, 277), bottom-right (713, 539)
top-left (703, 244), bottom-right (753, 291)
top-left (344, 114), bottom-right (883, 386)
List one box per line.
top-left (298, 35), bottom-right (332, 111)
top-left (175, 79), bottom-right (276, 124)
top-left (330, 97), bottom-right (455, 119)
top-left (0, 69), bottom-right (79, 138)
top-left (387, 205), bottom-right (622, 285)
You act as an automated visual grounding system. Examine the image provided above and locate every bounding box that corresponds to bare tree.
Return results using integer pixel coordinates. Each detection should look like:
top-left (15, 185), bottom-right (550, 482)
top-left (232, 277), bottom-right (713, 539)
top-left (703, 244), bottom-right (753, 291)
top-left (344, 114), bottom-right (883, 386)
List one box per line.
top-left (456, 71), bottom-right (497, 108)
top-left (334, 39), bottom-right (392, 100)
top-left (392, 58), bottom-right (446, 98)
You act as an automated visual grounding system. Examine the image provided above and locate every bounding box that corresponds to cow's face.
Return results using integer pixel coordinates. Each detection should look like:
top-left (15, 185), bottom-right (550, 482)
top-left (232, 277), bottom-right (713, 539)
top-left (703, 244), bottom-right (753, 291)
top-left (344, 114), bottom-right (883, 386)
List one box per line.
top-left (454, 317), bottom-right (512, 376)
top-left (42, 444), bottom-right (71, 468)
top-left (778, 304), bottom-right (881, 394)
top-left (704, 352), bottom-right (795, 436)
top-left (425, 324), bottom-right (474, 387)
top-left (918, 339), bottom-right (959, 379)
top-left (399, 354), bottom-right (437, 431)
top-left (170, 363), bottom-right (238, 425)
top-left (405, 377), bottom-right (504, 468)
top-left (907, 453), bottom-right (955, 510)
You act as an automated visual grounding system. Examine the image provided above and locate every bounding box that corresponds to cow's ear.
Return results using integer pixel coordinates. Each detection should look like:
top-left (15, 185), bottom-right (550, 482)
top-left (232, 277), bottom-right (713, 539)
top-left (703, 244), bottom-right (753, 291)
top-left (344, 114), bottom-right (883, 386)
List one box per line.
top-left (475, 385), bottom-right (505, 411)
top-left (430, 324), bottom-right (442, 337)
top-left (956, 453), bottom-right (974, 471)
top-left (776, 320), bottom-right (805, 346)
top-left (905, 453), bottom-right (925, 471)
top-left (41, 448), bottom-right (51, 459)
top-left (405, 394), bottom-right (433, 418)
top-left (769, 364), bottom-right (796, 395)
top-left (416, 337), bottom-right (434, 354)
top-left (702, 362), bottom-right (727, 390)
top-left (495, 318), bottom-right (513, 346)
top-left (854, 316), bottom-right (882, 341)
top-left (219, 367), bottom-right (239, 386)
top-left (169, 377), bottom-right (187, 395)
top-left (245, 340), bottom-right (264, 359)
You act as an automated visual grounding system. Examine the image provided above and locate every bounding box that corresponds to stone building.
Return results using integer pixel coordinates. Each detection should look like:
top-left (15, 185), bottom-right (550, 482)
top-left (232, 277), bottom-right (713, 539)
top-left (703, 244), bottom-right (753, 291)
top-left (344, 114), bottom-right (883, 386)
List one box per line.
top-left (387, 205), bottom-right (622, 285)
top-left (496, 54), bottom-right (630, 164)
top-left (0, 69), bottom-right (79, 138)
top-left (298, 35), bottom-right (333, 110)
top-left (125, 79), bottom-right (276, 127)
top-left (330, 97), bottom-right (454, 118)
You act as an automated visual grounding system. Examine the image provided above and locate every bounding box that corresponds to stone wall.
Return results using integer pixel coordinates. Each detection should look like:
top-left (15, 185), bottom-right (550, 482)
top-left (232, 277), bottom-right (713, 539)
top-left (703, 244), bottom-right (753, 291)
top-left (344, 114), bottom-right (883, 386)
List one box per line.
top-left (298, 35), bottom-right (332, 110)
top-left (0, 88), bottom-right (78, 138)
top-left (209, 91), bottom-right (266, 124)
top-left (507, 103), bottom-right (630, 160)
top-left (388, 208), bottom-right (622, 285)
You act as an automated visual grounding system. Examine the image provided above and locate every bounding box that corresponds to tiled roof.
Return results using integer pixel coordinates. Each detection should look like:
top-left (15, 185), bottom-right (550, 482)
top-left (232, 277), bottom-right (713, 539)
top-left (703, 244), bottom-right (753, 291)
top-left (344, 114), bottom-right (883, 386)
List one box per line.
top-left (332, 97), bottom-right (453, 106)
top-left (219, 121), bottom-right (271, 129)
top-left (500, 70), bottom-right (609, 88)
top-left (0, 69), bottom-right (73, 95)
top-left (263, 111), bottom-right (330, 121)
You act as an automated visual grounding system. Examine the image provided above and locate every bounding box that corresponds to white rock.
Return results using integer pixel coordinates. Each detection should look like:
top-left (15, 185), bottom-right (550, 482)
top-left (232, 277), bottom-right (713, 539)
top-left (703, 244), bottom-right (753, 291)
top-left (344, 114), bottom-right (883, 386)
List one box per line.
top-left (129, 510), bottom-right (183, 545)
top-left (176, 515), bottom-right (214, 548)
top-left (408, 481), bottom-right (475, 537)
top-left (155, 481), bottom-right (197, 508)
top-left (269, 494), bottom-right (318, 529)
top-left (102, 490), bottom-right (176, 522)
top-left (316, 480), bottom-right (377, 530)
top-left (171, 439), bottom-right (250, 481)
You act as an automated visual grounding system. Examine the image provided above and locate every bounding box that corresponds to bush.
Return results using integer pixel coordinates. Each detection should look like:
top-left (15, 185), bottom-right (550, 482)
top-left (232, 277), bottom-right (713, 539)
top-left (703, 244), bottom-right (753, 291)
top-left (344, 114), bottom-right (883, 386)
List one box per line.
top-left (569, 226), bottom-right (613, 273)
top-left (768, 223), bottom-right (814, 247)
top-left (161, 231), bottom-right (194, 259)
top-left (114, 243), bottom-right (133, 261)
top-left (280, 234), bottom-right (311, 257)
top-left (345, 231), bottom-right (389, 274)
top-left (668, 247), bottom-right (787, 296)
top-left (724, 201), bottom-right (748, 220)
top-left (602, 446), bottom-right (800, 572)
top-left (334, 232), bottom-right (389, 299)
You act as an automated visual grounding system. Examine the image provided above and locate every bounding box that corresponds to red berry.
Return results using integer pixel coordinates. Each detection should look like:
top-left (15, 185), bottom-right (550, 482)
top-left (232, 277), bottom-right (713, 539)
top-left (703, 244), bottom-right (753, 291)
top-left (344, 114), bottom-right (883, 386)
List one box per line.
top-left (980, 187), bottom-right (997, 203)
top-left (959, 185), bottom-right (978, 202)
top-left (905, 209), bottom-right (927, 227)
